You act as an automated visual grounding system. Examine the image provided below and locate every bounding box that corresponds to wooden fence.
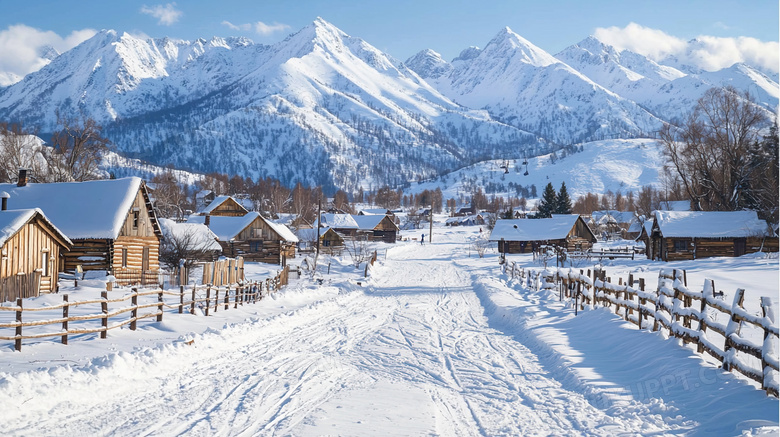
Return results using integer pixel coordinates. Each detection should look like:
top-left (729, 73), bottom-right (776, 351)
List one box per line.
top-left (202, 257), bottom-right (244, 286)
top-left (0, 265), bottom-right (289, 352)
top-left (503, 261), bottom-right (779, 397)
top-left (0, 272), bottom-right (42, 303)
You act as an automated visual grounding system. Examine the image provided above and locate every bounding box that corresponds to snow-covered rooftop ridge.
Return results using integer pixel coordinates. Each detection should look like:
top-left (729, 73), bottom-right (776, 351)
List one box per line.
top-left (352, 214), bottom-right (393, 231)
top-left (0, 177), bottom-right (143, 240)
top-left (187, 212), bottom-right (297, 242)
top-left (158, 218), bottom-right (221, 251)
top-left (319, 213), bottom-right (359, 229)
top-left (0, 208), bottom-right (73, 248)
top-left (200, 195), bottom-right (248, 214)
top-left (654, 210), bottom-right (772, 238)
top-left (489, 215), bottom-right (584, 241)
top-left (264, 219), bottom-right (298, 243)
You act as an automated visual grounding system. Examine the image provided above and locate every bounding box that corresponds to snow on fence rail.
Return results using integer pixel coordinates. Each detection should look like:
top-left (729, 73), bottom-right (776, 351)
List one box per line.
top-left (0, 265), bottom-right (290, 352)
top-left (503, 261), bottom-right (780, 397)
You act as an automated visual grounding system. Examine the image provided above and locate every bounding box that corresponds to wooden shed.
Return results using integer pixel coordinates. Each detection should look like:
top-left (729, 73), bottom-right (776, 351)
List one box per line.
top-left (0, 206), bottom-right (72, 300)
top-left (188, 212), bottom-right (298, 264)
top-left (296, 227), bottom-right (345, 254)
top-left (489, 215), bottom-right (596, 254)
top-left (199, 195), bottom-right (250, 217)
top-left (647, 210), bottom-right (777, 261)
top-left (0, 177), bottom-right (163, 285)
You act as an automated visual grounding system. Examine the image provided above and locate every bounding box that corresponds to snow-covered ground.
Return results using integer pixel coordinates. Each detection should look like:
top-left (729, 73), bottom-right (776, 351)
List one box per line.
top-left (0, 222), bottom-right (777, 436)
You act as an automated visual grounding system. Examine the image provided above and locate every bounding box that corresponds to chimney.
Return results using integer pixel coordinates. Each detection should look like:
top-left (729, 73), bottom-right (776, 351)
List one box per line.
top-left (17, 169), bottom-right (27, 187)
top-left (204, 213), bottom-right (210, 227)
top-left (0, 192), bottom-right (8, 211)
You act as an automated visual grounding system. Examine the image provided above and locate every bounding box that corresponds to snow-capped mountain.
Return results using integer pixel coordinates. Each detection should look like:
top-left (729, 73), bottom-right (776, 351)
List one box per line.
top-left (407, 28), bottom-right (666, 145)
top-left (555, 36), bottom-right (778, 121)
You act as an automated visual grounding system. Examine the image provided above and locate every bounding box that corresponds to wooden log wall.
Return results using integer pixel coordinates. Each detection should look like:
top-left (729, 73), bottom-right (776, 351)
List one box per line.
top-left (1, 219), bottom-right (62, 295)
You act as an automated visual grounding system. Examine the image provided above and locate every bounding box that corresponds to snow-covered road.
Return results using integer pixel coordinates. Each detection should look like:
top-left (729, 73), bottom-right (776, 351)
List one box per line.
top-left (1, 228), bottom-right (777, 436)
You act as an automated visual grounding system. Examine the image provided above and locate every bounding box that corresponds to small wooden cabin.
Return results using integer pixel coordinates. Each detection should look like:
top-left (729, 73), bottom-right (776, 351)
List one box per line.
top-left (296, 227), bottom-right (345, 254)
top-left (318, 213), bottom-right (360, 238)
top-left (353, 214), bottom-right (399, 243)
top-left (489, 215), bottom-right (596, 254)
top-left (0, 206), bottom-right (72, 300)
top-left (0, 177), bottom-right (163, 285)
top-left (646, 210), bottom-right (777, 261)
top-left (200, 195), bottom-right (250, 217)
top-left (189, 212), bottom-right (298, 264)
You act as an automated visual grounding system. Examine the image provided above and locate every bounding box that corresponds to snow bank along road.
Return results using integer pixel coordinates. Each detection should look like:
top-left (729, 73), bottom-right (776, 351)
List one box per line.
top-left (0, 229), bottom-right (777, 435)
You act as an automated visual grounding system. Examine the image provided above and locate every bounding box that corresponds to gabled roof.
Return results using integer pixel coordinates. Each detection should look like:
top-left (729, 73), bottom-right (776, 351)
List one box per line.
top-left (158, 218), bottom-right (222, 251)
top-left (319, 213), bottom-right (359, 229)
top-left (653, 210), bottom-right (771, 238)
top-left (296, 227), bottom-right (340, 242)
top-left (187, 212), bottom-right (298, 243)
top-left (489, 215), bottom-right (590, 242)
top-left (0, 177), bottom-right (155, 240)
top-left (0, 208), bottom-right (73, 248)
top-left (352, 214), bottom-right (398, 231)
top-left (200, 195), bottom-right (249, 215)
top-left (359, 208), bottom-right (390, 215)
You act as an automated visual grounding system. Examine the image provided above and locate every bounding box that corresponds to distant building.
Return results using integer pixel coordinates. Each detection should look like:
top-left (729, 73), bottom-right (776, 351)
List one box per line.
top-left (489, 215), bottom-right (596, 254)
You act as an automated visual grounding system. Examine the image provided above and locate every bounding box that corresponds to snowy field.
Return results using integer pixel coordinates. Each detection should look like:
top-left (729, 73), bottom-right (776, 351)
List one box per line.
top-left (0, 222), bottom-right (777, 436)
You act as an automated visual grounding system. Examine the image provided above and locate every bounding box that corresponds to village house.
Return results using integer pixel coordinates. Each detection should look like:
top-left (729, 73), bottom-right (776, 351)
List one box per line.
top-left (489, 214), bottom-right (596, 254)
top-left (639, 210), bottom-right (777, 261)
top-left (295, 227), bottom-right (345, 254)
top-left (199, 195), bottom-right (250, 217)
top-left (157, 218), bottom-right (222, 262)
top-left (187, 212), bottom-right (298, 265)
top-left (0, 174), bottom-right (162, 286)
top-left (318, 213), bottom-right (360, 238)
top-left (352, 214), bottom-right (400, 243)
top-left (0, 194), bottom-right (72, 300)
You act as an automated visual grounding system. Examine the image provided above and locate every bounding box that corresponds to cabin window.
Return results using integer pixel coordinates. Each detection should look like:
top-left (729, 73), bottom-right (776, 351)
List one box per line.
top-left (133, 211), bottom-right (139, 229)
top-left (323, 239), bottom-right (331, 247)
top-left (122, 248), bottom-right (128, 267)
top-left (673, 239), bottom-right (688, 252)
top-left (41, 251), bottom-right (50, 277)
top-left (249, 241), bottom-right (263, 252)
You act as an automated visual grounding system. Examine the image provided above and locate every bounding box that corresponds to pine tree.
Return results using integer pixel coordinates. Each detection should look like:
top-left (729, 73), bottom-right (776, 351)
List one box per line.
top-left (537, 182), bottom-right (557, 218)
top-left (556, 182), bottom-right (573, 214)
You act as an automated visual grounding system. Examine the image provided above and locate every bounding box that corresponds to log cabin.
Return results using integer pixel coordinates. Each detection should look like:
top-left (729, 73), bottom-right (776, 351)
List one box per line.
top-left (188, 212), bottom-right (298, 264)
top-left (199, 195), bottom-right (250, 217)
top-left (352, 214), bottom-right (400, 243)
top-left (646, 210), bottom-right (777, 261)
top-left (489, 215), bottom-right (596, 254)
top-left (318, 213), bottom-right (360, 238)
top-left (0, 201), bottom-right (72, 300)
top-left (0, 176), bottom-right (162, 285)
top-left (295, 227), bottom-right (345, 254)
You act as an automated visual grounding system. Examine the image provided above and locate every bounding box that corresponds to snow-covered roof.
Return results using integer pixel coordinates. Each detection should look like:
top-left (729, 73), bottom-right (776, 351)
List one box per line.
top-left (360, 208), bottom-right (389, 215)
top-left (654, 210), bottom-right (772, 238)
top-left (187, 212), bottom-right (298, 243)
top-left (200, 195), bottom-right (249, 215)
top-left (489, 215), bottom-right (583, 242)
top-left (352, 214), bottom-right (396, 231)
top-left (0, 208), bottom-right (72, 248)
top-left (296, 227), bottom-right (337, 242)
top-left (319, 213), bottom-right (359, 229)
top-left (158, 218), bottom-right (221, 251)
top-left (0, 177), bottom-right (147, 240)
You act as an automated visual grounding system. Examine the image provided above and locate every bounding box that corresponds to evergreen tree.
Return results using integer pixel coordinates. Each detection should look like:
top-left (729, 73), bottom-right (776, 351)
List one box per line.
top-left (555, 182), bottom-right (573, 214)
top-left (536, 182), bottom-right (557, 218)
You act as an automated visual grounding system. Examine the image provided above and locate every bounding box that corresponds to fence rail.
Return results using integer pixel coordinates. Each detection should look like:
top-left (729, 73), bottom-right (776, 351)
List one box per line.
top-left (0, 265), bottom-right (289, 352)
top-left (503, 261), bottom-right (779, 397)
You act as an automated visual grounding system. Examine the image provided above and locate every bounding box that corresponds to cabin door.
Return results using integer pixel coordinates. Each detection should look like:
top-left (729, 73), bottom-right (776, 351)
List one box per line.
top-left (142, 247), bottom-right (150, 272)
top-left (734, 238), bottom-right (746, 257)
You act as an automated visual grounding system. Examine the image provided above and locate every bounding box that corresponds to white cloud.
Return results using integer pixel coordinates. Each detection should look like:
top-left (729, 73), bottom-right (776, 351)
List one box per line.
top-left (594, 22), bottom-right (779, 75)
top-left (0, 24), bottom-right (96, 85)
top-left (140, 3), bottom-right (182, 26)
top-left (221, 20), bottom-right (290, 36)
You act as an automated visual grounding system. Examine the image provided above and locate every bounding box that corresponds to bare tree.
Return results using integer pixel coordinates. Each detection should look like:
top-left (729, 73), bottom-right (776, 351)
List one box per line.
top-left (660, 86), bottom-right (769, 212)
top-left (159, 225), bottom-right (219, 278)
top-left (0, 122), bottom-right (47, 182)
top-left (49, 114), bottom-right (111, 182)
top-left (344, 236), bottom-right (371, 268)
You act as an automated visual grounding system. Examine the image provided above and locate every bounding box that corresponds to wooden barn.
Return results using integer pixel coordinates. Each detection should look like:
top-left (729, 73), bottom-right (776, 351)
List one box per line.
top-left (199, 195), bottom-right (250, 217)
top-left (489, 215), bottom-right (596, 254)
top-left (353, 214), bottom-right (399, 243)
top-left (0, 202), bottom-right (72, 300)
top-left (0, 176), bottom-right (163, 285)
top-left (188, 212), bottom-right (298, 264)
top-left (643, 210), bottom-right (777, 261)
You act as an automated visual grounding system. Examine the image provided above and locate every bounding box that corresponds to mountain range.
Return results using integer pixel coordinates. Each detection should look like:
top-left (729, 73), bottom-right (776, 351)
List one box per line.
top-left (0, 18), bottom-right (776, 193)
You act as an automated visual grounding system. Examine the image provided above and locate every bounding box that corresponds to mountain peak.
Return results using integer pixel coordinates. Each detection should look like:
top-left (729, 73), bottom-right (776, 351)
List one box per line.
top-left (483, 26), bottom-right (557, 67)
top-left (406, 49), bottom-right (451, 79)
top-left (453, 46), bottom-right (481, 62)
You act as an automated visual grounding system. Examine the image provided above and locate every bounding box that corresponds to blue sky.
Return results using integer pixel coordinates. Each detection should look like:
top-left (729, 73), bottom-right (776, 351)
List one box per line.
top-left (0, 0), bottom-right (778, 82)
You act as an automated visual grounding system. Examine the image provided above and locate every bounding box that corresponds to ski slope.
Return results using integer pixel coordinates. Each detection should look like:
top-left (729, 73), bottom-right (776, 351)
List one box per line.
top-left (0, 226), bottom-right (777, 436)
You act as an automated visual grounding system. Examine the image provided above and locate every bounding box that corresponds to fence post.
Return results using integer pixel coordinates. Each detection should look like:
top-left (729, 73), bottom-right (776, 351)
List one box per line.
top-left (131, 288), bottom-right (138, 331)
top-left (638, 278), bottom-right (646, 330)
top-left (214, 288), bottom-right (219, 313)
top-left (191, 286), bottom-right (196, 315)
top-left (760, 297), bottom-right (775, 395)
top-left (179, 285), bottom-right (184, 314)
top-left (722, 288), bottom-right (745, 371)
top-left (14, 297), bottom-right (22, 351)
top-left (101, 290), bottom-right (108, 339)
top-left (697, 279), bottom-right (713, 354)
top-left (62, 295), bottom-right (69, 345)
top-left (225, 285), bottom-right (230, 311)
top-left (205, 286), bottom-right (211, 316)
top-left (653, 271), bottom-right (661, 332)
top-left (157, 288), bottom-right (163, 322)
top-left (235, 284), bottom-right (240, 309)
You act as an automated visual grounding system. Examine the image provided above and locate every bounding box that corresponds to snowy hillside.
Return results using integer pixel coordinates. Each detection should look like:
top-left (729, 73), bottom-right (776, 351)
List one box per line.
top-left (408, 138), bottom-right (666, 202)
